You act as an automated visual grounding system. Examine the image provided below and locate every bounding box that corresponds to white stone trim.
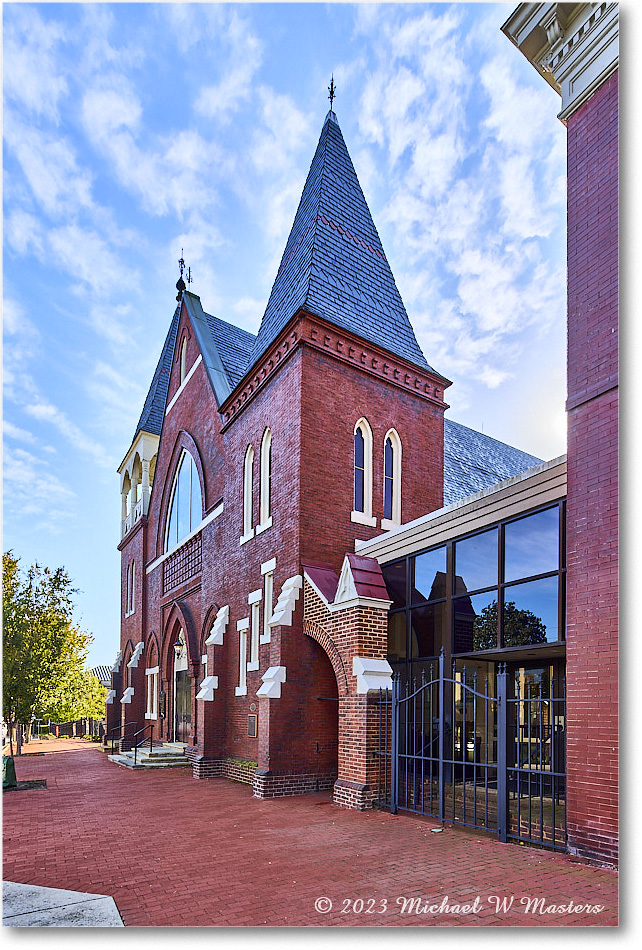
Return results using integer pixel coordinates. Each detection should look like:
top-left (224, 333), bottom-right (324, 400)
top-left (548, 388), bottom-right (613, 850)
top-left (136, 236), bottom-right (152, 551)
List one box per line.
top-left (248, 588), bottom-right (263, 605)
top-left (242, 444), bottom-right (254, 542)
top-left (261, 565), bottom-right (275, 644)
top-left (237, 617), bottom-right (250, 632)
top-left (249, 599), bottom-right (261, 670)
top-left (353, 657), bottom-right (393, 694)
top-left (201, 654), bottom-right (208, 665)
top-left (106, 689), bottom-right (116, 705)
top-left (165, 354), bottom-right (203, 415)
top-left (240, 529), bottom-right (255, 546)
top-left (255, 516), bottom-right (273, 535)
top-left (127, 641), bottom-right (144, 669)
top-left (120, 686), bottom-right (135, 704)
top-left (259, 427), bottom-right (272, 528)
top-left (146, 502), bottom-right (223, 575)
top-left (145, 666), bottom-right (159, 676)
top-left (196, 675), bottom-right (219, 701)
top-left (351, 509), bottom-right (377, 527)
top-left (257, 666), bottom-right (287, 699)
top-left (383, 427), bottom-right (402, 526)
top-left (269, 574), bottom-right (302, 628)
top-left (261, 557), bottom-right (277, 575)
top-left (235, 627), bottom-right (248, 696)
top-left (112, 651), bottom-right (122, 673)
top-left (205, 604), bottom-right (229, 646)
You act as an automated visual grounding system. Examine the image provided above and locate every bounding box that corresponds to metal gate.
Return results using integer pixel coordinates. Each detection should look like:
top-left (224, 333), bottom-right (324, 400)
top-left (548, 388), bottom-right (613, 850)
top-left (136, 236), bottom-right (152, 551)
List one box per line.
top-left (374, 652), bottom-right (566, 851)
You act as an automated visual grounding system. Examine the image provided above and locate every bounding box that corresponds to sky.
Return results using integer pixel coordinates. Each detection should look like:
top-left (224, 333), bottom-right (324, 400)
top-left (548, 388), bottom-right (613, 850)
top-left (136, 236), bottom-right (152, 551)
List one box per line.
top-left (3, 2), bottom-right (575, 667)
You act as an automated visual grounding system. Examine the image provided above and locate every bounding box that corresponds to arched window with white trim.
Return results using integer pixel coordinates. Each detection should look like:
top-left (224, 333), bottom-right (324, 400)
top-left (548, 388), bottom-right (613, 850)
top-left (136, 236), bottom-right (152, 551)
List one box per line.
top-left (241, 444), bottom-right (255, 543)
top-left (258, 428), bottom-right (272, 533)
top-left (382, 428), bottom-right (402, 529)
top-left (165, 450), bottom-right (202, 552)
top-left (351, 418), bottom-right (376, 526)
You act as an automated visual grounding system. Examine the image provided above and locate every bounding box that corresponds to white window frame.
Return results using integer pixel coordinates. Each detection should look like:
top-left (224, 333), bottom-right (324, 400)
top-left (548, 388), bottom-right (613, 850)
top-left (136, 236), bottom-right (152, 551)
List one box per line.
top-left (125, 561), bottom-right (136, 617)
top-left (164, 449), bottom-right (203, 553)
top-left (248, 589), bottom-right (262, 671)
top-left (180, 337), bottom-right (188, 384)
top-left (261, 557), bottom-right (276, 644)
top-left (145, 666), bottom-right (158, 720)
top-left (235, 618), bottom-right (249, 696)
top-left (351, 417), bottom-right (376, 526)
top-left (381, 428), bottom-right (402, 530)
top-left (240, 445), bottom-right (255, 545)
top-left (257, 428), bottom-right (272, 534)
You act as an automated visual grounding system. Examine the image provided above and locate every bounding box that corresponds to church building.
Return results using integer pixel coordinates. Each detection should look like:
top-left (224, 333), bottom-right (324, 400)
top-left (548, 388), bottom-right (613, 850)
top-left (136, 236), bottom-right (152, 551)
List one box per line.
top-left (107, 1), bottom-right (618, 870)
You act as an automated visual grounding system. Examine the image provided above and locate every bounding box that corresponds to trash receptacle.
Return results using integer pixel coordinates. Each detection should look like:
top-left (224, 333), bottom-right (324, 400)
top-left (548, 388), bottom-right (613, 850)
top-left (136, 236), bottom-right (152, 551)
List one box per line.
top-left (3, 755), bottom-right (17, 789)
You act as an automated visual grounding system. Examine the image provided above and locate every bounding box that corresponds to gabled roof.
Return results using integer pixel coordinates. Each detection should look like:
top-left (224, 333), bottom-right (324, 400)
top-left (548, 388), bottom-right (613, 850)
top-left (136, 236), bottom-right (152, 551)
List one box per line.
top-left (249, 110), bottom-right (437, 375)
top-left (444, 418), bottom-right (542, 506)
top-left (133, 303), bottom-right (182, 438)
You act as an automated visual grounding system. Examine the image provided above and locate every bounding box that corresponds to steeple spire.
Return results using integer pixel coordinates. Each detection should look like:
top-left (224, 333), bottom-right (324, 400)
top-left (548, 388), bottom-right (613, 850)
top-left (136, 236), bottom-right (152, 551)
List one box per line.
top-left (249, 111), bottom-right (437, 375)
top-left (328, 74), bottom-right (336, 111)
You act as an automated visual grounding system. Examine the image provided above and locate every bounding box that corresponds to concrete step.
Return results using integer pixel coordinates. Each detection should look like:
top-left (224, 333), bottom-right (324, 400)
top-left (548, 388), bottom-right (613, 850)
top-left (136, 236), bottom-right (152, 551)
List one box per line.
top-left (108, 748), bottom-right (190, 770)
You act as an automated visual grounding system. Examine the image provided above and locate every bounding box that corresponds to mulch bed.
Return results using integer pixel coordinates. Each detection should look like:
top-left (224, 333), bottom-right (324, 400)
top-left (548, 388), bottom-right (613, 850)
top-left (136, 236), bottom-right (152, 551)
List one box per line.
top-left (3, 780), bottom-right (47, 792)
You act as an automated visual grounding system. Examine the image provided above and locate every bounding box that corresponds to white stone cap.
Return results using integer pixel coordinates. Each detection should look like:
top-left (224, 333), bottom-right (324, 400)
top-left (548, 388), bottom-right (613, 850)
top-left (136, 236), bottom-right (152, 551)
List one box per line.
top-left (196, 675), bottom-right (219, 701)
top-left (257, 666), bottom-right (287, 699)
top-left (106, 689), bottom-right (116, 705)
top-left (269, 574), bottom-right (302, 628)
top-left (353, 656), bottom-right (393, 694)
top-left (120, 686), bottom-right (135, 704)
top-left (248, 588), bottom-right (263, 605)
top-left (112, 651), bottom-right (122, 673)
top-left (127, 642), bottom-right (144, 669)
top-left (205, 604), bottom-right (229, 645)
top-left (261, 557), bottom-right (276, 574)
top-left (237, 617), bottom-right (250, 632)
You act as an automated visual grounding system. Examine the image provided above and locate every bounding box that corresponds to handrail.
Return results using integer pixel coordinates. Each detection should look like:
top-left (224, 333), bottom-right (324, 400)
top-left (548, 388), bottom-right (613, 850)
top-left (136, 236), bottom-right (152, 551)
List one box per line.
top-left (105, 720), bottom-right (138, 754)
top-left (132, 723), bottom-right (154, 765)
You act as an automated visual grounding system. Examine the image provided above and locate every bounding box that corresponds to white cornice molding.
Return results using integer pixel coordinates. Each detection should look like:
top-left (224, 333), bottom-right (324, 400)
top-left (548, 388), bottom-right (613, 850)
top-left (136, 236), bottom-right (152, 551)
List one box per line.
top-left (502, 3), bottom-right (618, 122)
top-left (165, 354), bottom-right (203, 416)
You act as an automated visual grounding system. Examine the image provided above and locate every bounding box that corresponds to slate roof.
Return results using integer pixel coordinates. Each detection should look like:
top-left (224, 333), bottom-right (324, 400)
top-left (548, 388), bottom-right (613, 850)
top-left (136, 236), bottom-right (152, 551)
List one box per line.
top-left (133, 304), bottom-right (182, 438)
top-left (91, 665), bottom-right (112, 687)
top-left (203, 311), bottom-right (255, 389)
top-left (249, 111), bottom-right (439, 376)
top-left (443, 418), bottom-right (542, 507)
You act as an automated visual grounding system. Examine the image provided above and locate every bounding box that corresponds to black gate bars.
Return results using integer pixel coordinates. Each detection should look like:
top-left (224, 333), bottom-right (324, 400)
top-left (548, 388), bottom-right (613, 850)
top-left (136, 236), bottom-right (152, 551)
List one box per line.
top-left (374, 651), bottom-right (566, 851)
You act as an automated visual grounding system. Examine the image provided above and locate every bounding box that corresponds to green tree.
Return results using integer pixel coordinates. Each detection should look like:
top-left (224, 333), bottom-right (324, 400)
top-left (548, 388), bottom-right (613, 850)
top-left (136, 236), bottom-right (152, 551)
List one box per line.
top-left (473, 599), bottom-right (548, 651)
top-left (2, 552), bottom-right (105, 753)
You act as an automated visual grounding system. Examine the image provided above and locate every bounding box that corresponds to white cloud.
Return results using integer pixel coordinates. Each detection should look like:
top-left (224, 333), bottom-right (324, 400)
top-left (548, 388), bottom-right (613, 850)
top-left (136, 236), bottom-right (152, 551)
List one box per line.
top-left (194, 10), bottom-right (263, 122)
top-left (2, 444), bottom-right (76, 529)
top-left (24, 400), bottom-right (109, 467)
top-left (3, 420), bottom-right (37, 445)
top-left (48, 224), bottom-right (128, 297)
top-left (4, 113), bottom-right (94, 218)
top-left (3, 6), bottom-right (68, 120)
top-left (4, 210), bottom-right (45, 256)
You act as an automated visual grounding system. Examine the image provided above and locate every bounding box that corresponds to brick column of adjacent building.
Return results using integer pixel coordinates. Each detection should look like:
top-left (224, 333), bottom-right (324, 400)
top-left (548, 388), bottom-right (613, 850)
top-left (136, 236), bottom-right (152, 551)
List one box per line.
top-left (565, 69), bottom-right (618, 867)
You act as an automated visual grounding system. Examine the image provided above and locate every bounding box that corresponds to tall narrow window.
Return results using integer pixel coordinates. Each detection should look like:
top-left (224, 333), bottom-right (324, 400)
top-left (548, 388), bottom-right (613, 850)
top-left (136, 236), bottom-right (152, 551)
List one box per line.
top-left (125, 562), bottom-right (135, 616)
top-left (145, 667), bottom-right (158, 719)
top-left (261, 558), bottom-right (276, 644)
top-left (165, 450), bottom-right (202, 552)
top-left (241, 444), bottom-right (254, 543)
top-left (235, 619), bottom-right (249, 696)
top-left (351, 418), bottom-right (376, 526)
top-left (258, 428), bottom-right (272, 533)
top-left (180, 338), bottom-right (188, 384)
top-left (382, 429), bottom-right (402, 529)
top-left (248, 589), bottom-right (262, 671)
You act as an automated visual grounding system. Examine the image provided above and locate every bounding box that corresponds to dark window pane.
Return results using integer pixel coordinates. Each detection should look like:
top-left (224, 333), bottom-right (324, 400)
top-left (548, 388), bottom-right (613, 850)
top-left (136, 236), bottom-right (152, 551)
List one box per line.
top-left (387, 611), bottom-right (407, 661)
top-left (503, 576), bottom-right (559, 644)
top-left (384, 437), bottom-right (393, 478)
top-left (453, 592), bottom-right (498, 652)
top-left (384, 438), bottom-right (393, 519)
top-left (354, 428), bottom-right (364, 468)
top-left (410, 602), bottom-right (447, 658)
top-left (454, 527), bottom-right (498, 594)
top-left (354, 467), bottom-right (364, 512)
top-left (504, 506), bottom-right (559, 582)
top-left (382, 561), bottom-right (407, 609)
top-left (413, 547), bottom-right (446, 603)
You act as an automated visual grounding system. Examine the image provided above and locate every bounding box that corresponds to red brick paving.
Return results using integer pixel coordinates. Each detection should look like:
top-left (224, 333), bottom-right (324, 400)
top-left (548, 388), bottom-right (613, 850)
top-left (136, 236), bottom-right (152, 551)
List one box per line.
top-left (3, 739), bottom-right (617, 927)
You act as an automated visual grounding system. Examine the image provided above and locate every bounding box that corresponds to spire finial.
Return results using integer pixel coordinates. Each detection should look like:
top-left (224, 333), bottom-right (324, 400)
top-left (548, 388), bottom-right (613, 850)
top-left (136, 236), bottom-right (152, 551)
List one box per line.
top-left (176, 248), bottom-right (187, 301)
top-left (328, 74), bottom-right (336, 111)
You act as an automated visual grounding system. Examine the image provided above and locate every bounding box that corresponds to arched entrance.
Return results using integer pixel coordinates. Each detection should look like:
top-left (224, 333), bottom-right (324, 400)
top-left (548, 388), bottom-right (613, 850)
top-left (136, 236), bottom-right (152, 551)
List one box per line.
top-left (173, 629), bottom-right (191, 743)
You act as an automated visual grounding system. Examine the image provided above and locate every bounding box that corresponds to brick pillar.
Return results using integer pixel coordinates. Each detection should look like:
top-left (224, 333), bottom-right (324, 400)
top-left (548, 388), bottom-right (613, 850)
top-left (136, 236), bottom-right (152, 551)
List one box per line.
top-left (565, 71), bottom-right (618, 867)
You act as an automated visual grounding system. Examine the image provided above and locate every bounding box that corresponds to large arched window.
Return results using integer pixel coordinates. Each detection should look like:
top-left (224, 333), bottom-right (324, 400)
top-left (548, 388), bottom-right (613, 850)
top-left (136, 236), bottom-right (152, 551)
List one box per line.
top-left (241, 444), bottom-right (255, 543)
top-left (382, 428), bottom-right (402, 528)
top-left (165, 450), bottom-right (202, 551)
top-left (258, 428), bottom-right (272, 532)
top-left (351, 418), bottom-right (376, 526)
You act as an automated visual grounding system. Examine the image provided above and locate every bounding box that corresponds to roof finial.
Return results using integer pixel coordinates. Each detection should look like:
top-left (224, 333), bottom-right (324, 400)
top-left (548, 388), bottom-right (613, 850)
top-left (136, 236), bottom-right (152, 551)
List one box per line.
top-left (328, 74), bottom-right (336, 111)
top-left (176, 249), bottom-right (187, 301)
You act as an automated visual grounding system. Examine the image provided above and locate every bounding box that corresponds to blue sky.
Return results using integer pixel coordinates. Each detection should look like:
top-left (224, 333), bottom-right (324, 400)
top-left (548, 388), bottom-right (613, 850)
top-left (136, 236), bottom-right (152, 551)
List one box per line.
top-left (4, 2), bottom-right (572, 666)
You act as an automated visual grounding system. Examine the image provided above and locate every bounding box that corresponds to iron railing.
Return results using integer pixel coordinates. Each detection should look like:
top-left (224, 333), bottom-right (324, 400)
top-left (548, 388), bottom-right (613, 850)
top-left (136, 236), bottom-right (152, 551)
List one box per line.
top-left (132, 724), bottom-right (154, 765)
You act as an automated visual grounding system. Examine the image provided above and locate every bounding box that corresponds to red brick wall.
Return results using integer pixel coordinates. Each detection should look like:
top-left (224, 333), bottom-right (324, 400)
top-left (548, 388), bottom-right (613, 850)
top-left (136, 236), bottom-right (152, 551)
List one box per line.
top-left (565, 70), bottom-right (618, 867)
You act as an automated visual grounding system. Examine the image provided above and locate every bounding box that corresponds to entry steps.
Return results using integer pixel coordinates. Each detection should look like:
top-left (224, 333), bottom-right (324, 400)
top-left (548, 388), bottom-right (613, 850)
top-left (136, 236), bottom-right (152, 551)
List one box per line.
top-left (108, 742), bottom-right (190, 770)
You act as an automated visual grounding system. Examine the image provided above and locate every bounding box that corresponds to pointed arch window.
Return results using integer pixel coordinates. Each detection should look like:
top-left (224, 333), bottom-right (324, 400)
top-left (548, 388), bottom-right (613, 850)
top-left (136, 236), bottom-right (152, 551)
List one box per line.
top-left (165, 450), bottom-right (202, 552)
top-left (257, 428), bottom-right (272, 534)
top-left (241, 444), bottom-right (255, 544)
top-left (180, 337), bottom-right (188, 384)
top-left (351, 418), bottom-right (376, 527)
top-left (382, 428), bottom-right (402, 529)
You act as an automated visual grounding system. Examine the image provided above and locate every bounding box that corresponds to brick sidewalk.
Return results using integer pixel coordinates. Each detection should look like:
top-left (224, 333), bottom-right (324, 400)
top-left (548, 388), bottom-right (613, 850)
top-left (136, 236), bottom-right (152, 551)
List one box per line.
top-left (3, 740), bottom-right (617, 927)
